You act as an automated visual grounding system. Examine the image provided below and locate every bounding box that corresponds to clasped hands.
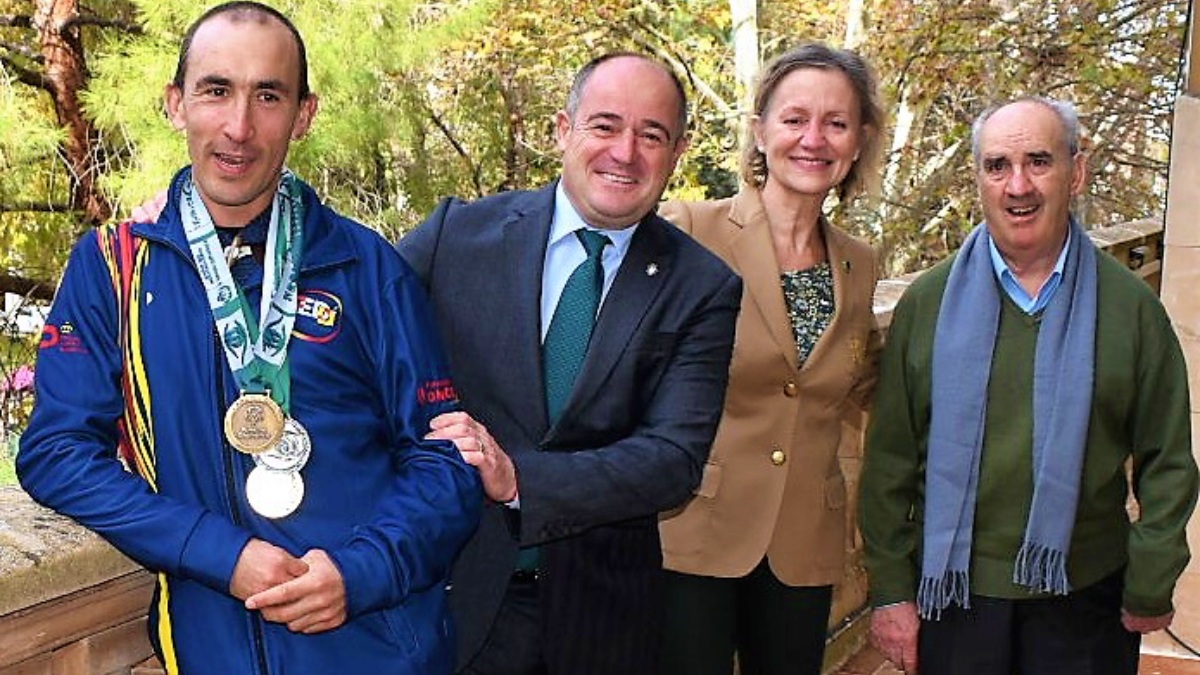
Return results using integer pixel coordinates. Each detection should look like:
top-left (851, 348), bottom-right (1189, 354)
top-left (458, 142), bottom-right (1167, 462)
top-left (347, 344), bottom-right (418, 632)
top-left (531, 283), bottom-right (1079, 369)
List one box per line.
top-left (230, 538), bottom-right (346, 634)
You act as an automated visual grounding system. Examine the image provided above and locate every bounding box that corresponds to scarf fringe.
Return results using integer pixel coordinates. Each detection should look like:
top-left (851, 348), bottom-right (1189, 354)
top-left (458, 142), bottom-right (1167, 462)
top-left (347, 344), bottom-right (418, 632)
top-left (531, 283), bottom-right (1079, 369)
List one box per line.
top-left (1013, 542), bottom-right (1071, 595)
top-left (917, 570), bottom-right (969, 620)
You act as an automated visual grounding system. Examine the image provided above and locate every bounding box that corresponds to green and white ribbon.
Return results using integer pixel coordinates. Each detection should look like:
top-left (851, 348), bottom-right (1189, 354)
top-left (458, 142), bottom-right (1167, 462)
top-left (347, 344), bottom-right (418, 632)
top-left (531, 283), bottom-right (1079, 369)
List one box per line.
top-left (180, 168), bottom-right (305, 413)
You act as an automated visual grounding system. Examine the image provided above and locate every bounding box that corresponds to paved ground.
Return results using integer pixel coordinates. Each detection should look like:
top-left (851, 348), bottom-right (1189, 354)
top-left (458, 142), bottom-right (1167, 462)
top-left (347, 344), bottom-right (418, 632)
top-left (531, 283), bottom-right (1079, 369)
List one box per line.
top-left (835, 643), bottom-right (1200, 675)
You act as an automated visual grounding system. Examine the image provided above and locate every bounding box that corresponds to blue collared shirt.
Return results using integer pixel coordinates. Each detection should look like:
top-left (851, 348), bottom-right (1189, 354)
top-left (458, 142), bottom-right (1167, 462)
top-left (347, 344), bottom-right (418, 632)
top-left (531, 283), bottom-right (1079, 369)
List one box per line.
top-left (987, 229), bottom-right (1070, 315)
top-left (540, 182), bottom-right (638, 340)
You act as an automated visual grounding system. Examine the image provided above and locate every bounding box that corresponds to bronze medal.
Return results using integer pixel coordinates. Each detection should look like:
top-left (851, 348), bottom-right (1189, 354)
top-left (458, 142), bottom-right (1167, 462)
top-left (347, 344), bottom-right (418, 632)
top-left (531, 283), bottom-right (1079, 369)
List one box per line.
top-left (245, 466), bottom-right (304, 519)
top-left (255, 417), bottom-right (312, 472)
top-left (224, 393), bottom-right (285, 455)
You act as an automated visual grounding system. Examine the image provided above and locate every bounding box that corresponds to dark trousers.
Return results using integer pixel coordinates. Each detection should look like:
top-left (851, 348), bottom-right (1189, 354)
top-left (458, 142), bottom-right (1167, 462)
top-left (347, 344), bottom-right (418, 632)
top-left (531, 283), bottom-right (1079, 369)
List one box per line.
top-left (919, 570), bottom-right (1141, 675)
top-left (460, 576), bottom-right (547, 675)
top-left (661, 559), bottom-right (833, 675)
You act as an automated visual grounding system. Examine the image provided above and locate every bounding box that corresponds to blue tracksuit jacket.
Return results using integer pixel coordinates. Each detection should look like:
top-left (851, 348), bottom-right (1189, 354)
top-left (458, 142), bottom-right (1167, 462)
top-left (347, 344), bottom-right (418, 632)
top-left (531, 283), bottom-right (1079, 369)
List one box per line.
top-left (18, 169), bottom-right (482, 675)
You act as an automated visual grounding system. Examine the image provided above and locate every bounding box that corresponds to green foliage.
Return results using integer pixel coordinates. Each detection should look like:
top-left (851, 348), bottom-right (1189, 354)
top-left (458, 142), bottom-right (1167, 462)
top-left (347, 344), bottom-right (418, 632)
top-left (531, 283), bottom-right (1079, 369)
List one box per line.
top-left (1, 0), bottom-right (1187, 282)
top-left (0, 430), bottom-right (18, 488)
top-left (863, 0), bottom-right (1185, 273)
top-left (81, 0), bottom-right (496, 240)
top-left (0, 327), bottom-right (37, 487)
top-left (0, 71), bottom-right (71, 276)
top-left (0, 454), bottom-right (14, 487)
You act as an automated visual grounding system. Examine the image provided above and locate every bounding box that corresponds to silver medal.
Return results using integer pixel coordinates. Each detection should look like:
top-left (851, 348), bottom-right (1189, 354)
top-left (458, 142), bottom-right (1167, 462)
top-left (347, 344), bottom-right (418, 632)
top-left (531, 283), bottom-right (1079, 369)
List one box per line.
top-left (255, 418), bottom-right (312, 472)
top-left (246, 466), bottom-right (304, 519)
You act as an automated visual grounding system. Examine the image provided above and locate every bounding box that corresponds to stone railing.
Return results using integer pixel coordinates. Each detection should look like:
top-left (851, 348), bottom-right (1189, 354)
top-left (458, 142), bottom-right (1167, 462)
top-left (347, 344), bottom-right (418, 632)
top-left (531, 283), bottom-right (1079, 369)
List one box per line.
top-left (0, 218), bottom-right (1166, 675)
top-left (0, 486), bottom-right (157, 675)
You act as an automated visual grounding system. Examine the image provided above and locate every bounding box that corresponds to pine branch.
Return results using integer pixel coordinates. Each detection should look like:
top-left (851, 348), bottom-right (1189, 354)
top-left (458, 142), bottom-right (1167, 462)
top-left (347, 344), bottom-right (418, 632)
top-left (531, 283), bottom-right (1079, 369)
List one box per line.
top-left (0, 14), bottom-right (33, 29)
top-left (0, 53), bottom-right (48, 90)
top-left (0, 272), bottom-right (55, 302)
top-left (61, 14), bottom-right (143, 34)
top-left (1, 201), bottom-right (75, 214)
top-left (427, 107), bottom-right (484, 198)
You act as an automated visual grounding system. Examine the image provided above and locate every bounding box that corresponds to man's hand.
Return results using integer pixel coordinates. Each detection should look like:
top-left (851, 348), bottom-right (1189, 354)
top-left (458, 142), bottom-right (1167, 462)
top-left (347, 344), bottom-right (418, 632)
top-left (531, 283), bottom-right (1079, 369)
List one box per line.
top-left (870, 601), bottom-right (920, 674)
top-left (229, 538), bottom-right (309, 601)
top-left (245, 549), bottom-right (347, 634)
top-left (426, 411), bottom-right (517, 503)
top-left (1122, 608), bottom-right (1174, 633)
top-left (130, 189), bottom-right (169, 223)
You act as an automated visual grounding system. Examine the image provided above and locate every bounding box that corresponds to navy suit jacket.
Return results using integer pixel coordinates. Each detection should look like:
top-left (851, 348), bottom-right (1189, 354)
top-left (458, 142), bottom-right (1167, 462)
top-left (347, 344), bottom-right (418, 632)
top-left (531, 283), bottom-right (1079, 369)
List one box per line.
top-left (398, 182), bottom-right (740, 674)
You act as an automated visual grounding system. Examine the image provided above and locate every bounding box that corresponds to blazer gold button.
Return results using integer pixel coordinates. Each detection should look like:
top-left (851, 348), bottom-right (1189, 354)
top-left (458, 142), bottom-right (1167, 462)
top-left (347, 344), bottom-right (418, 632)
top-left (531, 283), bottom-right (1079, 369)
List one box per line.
top-left (783, 381), bottom-right (798, 397)
top-left (770, 449), bottom-right (786, 465)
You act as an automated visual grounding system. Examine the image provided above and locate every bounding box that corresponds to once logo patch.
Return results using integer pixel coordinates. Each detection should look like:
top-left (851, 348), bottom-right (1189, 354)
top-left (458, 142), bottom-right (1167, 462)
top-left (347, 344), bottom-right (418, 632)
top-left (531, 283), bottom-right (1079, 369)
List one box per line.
top-left (417, 378), bottom-right (458, 407)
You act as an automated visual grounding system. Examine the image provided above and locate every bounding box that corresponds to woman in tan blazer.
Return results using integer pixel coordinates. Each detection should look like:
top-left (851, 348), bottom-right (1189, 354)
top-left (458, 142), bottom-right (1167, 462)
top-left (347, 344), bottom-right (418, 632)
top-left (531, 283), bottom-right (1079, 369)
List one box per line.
top-left (658, 43), bottom-right (884, 675)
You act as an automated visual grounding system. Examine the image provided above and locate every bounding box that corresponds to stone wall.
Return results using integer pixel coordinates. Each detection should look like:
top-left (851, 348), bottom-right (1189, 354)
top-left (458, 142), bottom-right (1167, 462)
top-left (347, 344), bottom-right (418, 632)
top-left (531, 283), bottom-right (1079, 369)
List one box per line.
top-left (0, 486), bottom-right (156, 675)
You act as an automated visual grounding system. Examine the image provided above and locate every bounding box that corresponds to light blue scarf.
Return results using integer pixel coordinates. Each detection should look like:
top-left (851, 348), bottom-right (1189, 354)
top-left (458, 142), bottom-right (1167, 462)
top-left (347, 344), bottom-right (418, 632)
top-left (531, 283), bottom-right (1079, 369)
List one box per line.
top-left (920, 218), bottom-right (1096, 620)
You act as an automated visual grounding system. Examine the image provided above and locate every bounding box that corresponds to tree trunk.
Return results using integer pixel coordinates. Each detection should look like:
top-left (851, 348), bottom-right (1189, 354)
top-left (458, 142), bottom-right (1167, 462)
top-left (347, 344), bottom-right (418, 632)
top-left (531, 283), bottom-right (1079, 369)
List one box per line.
top-left (729, 0), bottom-right (758, 144)
top-left (35, 0), bottom-right (111, 225)
top-left (844, 0), bottom-right (866, 48)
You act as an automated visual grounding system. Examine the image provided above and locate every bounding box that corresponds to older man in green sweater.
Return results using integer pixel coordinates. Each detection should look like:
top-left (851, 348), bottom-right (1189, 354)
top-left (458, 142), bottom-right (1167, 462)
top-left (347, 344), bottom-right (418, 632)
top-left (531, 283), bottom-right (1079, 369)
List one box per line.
top-left (859, 97), bottom-right (1197, 675)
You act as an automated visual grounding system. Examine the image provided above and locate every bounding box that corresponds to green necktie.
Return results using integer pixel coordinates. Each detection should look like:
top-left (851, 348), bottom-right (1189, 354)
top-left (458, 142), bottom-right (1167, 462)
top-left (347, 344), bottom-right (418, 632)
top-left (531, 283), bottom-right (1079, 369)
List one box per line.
top-left (515, 230), bottom-right (610, 574)
top-left (517, 230), bottom-right (609, 574)
top-left (543, 228), bottom-right (611, 423)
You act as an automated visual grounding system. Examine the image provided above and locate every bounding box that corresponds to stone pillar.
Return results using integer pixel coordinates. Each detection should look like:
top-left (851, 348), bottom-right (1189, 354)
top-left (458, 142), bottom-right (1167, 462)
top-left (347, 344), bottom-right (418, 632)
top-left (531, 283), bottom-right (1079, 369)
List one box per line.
top-left (1157, 10), bottom-right (1200, 654)
top-left (1163, 94), bottom-right (1200, 401)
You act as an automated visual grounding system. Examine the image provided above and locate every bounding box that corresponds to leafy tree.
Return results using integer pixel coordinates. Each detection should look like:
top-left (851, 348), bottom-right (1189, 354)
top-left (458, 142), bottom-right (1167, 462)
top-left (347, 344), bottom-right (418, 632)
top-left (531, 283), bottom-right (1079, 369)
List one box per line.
top-left (396, 0), bottom-right (745, 207)
top-left (862, 0), bottom-right (1186, 274)
top-left (87, 0), bottom-right (496, 243)
top-left (0, 0), bottom-right (143, 298)
top-left (0, 0), bottom-right (1187, 292)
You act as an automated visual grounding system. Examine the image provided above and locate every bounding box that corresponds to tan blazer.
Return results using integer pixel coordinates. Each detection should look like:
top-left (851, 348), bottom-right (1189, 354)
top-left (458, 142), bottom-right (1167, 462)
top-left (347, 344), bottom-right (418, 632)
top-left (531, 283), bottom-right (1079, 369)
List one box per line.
top-left (658, 189), bottom-right (880, 586)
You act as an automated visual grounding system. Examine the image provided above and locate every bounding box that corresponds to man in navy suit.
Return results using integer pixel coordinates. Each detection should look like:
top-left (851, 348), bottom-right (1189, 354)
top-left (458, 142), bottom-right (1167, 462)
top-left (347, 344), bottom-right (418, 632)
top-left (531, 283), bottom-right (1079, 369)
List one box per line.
top-left (398, 53), bottom-right (742, 675)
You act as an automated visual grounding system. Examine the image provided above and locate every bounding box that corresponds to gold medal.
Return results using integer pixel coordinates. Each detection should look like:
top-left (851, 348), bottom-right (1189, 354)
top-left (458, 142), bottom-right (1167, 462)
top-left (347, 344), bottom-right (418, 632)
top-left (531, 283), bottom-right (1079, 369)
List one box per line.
top-left (245, 466), bottom-right (304, 519)
top-left (224, 393), bottom-right (285, 455)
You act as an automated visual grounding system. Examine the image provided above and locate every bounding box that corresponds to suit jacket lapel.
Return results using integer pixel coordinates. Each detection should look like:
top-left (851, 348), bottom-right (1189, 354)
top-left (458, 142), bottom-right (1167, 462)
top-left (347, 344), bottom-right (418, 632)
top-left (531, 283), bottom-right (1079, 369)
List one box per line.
top-left (547, 215), bottom-right (673, 437)
top-left (727, 191), bottom-right (799, 372)
top-left (504, 186), bottom-right (556, 438)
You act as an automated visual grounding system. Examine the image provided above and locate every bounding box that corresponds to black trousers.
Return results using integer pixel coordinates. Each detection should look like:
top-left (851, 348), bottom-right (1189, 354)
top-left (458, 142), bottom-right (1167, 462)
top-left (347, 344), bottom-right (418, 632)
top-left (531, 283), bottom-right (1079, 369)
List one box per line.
top-left (460, 576), bottom-right (547, 675)
top-left (661, 559), bottom-right (833, 675)
top-left (919, 570), bottom-right (1141, 675)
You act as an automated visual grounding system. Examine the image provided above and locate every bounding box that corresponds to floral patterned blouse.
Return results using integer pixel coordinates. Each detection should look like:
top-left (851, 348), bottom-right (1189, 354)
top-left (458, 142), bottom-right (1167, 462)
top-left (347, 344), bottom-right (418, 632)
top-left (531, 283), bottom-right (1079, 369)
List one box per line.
top-left (781, 261), bottom-right (835, 367)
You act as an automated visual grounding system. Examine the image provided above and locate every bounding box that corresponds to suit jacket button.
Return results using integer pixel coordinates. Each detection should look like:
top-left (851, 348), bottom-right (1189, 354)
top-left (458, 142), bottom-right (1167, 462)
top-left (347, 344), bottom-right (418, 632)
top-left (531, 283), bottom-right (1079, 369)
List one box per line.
top-left (783, 381), bottom-right (798, 397)
top-left (770, 449), bottom-right (786, 466)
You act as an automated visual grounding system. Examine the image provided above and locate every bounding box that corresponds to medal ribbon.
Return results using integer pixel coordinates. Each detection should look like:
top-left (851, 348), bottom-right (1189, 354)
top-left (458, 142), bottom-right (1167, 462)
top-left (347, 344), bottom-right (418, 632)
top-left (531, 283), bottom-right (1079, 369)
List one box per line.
top-left (181, 168), bottom-right (304, 413)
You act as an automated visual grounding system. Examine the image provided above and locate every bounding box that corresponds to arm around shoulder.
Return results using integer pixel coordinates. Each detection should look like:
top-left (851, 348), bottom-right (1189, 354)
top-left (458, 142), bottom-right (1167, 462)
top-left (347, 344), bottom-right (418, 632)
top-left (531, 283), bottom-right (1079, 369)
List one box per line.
top-left (396, 196), bottom-right (461, 282)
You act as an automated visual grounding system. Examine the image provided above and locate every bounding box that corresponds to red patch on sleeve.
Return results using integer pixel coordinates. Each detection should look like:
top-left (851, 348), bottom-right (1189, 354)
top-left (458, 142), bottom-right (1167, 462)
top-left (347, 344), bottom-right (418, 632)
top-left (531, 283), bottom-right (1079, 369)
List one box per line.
top-left (417, 378), bottom-right (458, 406)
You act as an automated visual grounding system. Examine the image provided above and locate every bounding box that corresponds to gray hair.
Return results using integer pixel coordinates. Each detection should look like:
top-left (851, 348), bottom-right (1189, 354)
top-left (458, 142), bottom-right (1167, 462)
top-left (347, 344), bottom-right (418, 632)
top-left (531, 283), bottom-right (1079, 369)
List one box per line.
top-left (971, 96), bottom-right (1080, 167)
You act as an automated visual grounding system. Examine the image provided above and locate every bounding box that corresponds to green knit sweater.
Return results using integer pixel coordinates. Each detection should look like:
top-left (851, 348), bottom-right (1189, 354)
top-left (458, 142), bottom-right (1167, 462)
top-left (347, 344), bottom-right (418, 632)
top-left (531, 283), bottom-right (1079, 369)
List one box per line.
top-left (859, 247), bottom-right (1196, 616)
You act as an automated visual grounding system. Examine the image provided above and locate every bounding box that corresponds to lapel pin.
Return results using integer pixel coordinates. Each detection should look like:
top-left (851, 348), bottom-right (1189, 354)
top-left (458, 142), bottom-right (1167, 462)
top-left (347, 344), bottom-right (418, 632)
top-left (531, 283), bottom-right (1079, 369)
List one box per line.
top-left (842, 260), bottom-right (852, 273)
top-left (646, 263), bottom-right (659, 277)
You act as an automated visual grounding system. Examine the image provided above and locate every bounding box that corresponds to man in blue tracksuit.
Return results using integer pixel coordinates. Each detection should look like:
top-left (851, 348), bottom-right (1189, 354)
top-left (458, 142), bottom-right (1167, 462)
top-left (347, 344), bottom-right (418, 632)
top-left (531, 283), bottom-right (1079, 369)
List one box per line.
top-left (17, 3), bottom-right (481, 674)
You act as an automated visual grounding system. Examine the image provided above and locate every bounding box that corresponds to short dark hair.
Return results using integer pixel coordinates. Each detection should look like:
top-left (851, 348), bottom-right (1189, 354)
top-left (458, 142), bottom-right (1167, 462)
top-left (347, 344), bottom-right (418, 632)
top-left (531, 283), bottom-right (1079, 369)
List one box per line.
top-left (742, 42), bottom-right (884, 202)
top-left (172, 1), bottom-right (311, 100)
top-left (565, 52), bottom-right (689, 143)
